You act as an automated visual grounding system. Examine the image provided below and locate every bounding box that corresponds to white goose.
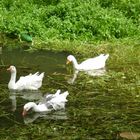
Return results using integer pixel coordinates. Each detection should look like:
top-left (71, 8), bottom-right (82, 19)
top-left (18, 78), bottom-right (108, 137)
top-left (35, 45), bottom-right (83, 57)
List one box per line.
top-left (22, 90), bottom-right (69, 116)
top-left (66, 54), bottom-right (109, 71)
top-left (7, 65), bottom-right (44, 91)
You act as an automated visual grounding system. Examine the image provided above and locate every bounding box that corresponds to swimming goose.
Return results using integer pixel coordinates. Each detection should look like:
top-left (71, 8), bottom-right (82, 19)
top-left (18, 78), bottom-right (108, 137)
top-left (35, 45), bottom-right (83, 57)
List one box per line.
top-left (22, 89), bottom-right (69, 116)
top-left (7, 65), bottom-right (44, 91)
top-left (66, 54), bottom-right (109, 71)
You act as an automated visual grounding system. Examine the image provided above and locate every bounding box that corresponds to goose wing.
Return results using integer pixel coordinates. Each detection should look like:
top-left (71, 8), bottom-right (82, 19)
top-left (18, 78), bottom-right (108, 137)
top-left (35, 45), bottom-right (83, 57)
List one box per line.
top-left (16, 72), bottom-right (44, 90)
top-left (47, 91), bottom-right (69, 110)
top-left (79, 54), bottom-right (109, 70)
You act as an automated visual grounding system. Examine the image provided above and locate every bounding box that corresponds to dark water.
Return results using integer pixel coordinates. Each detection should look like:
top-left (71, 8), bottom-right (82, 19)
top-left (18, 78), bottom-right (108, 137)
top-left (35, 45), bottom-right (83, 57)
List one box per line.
top-left (0, 49), bottom-right (69, 129)
top-left (0, 49), bottom-right (139, 139)
top-left (0, 49), bottom-right (67, 82)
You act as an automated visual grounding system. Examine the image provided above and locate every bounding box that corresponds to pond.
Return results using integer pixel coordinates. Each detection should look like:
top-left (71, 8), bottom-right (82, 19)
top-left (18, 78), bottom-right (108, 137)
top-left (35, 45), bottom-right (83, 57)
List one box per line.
top-left (0, 48), bottom-right (139, 139)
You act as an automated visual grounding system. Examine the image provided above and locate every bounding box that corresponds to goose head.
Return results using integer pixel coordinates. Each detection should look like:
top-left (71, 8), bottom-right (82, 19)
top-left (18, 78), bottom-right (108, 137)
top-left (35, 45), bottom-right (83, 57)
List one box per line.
top-left (66, 55), bottom-right (75, 64)
top-left (66, 55), bottom-right (79, 69)
top-left (7, 65), bottom-right (16, 73)
top-left (22, 102), bottom-right (36, 116)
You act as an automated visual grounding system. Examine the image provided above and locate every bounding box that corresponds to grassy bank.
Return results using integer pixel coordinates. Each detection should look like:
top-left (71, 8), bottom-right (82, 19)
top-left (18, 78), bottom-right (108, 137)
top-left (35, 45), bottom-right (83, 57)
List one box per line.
top-left (1, 32), bottom-right (140, 56)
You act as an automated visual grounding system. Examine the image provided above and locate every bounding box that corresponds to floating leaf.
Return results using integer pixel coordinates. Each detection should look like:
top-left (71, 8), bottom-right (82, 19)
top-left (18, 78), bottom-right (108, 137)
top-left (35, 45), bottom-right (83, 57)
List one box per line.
top-left (20, 33), bottom-right (32, 42)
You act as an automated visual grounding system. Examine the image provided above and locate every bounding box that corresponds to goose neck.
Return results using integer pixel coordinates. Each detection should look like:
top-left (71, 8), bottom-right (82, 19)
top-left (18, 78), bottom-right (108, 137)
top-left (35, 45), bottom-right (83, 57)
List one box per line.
top-left (10, 71), bottom-right (16, 83)
top-left (30, 102), bottom-right (39, 112)
top-left (8, 71), bottom-right (17, 89)
top-left (72, 57), bottom-right (79, 69)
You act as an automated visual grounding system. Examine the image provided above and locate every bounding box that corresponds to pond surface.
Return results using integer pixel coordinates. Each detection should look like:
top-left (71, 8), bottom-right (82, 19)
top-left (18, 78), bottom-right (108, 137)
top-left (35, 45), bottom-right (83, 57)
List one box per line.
top-left (0, 48), bottom-right (139, 139)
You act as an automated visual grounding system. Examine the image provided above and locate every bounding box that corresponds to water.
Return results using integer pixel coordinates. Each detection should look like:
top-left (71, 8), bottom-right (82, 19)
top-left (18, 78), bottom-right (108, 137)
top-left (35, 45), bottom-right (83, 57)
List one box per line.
top-left (0, 48), bottom-right (139, 139)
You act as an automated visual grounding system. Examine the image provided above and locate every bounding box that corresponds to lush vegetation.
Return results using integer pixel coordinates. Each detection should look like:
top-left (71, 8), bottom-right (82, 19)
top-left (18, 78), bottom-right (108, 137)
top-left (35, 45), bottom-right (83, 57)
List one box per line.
top-left (0, 0), bottom-right (140, 45)
top-left (0, 1), bottom-right (140, 139)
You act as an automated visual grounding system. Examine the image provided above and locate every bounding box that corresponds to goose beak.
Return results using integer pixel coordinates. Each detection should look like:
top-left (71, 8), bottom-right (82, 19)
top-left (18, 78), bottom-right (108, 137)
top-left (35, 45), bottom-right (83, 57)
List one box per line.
top-left (7, 67), bottom-right (11, 71)
top-left (22, 109), bottom-right (27, 116)
top-left (66, 60), bottom-right (71, 64)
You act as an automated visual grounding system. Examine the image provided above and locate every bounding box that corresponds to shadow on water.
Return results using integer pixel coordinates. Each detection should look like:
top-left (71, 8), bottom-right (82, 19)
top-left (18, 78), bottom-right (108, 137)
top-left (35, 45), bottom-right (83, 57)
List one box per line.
top-left (0, 48), bottom-right (140, 139)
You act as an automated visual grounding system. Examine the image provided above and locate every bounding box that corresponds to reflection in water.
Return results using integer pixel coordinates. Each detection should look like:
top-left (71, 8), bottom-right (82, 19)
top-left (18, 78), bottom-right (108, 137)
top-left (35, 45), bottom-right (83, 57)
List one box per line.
top-left (84, 68), bottom-right (106, 76)
top-left (9, 90), bottom-right (43, 112)
top-left (9, 92), bottom-right (17, 112)
top-left (68, 68), bottom-right (106, 84)
top-left (24, 111), bottom-right (67, 124)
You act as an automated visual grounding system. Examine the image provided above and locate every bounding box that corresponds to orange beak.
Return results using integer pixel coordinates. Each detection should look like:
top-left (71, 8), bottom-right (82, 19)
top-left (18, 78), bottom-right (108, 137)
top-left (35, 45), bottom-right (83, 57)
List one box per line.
top-left (7, 67), bottom-right (11, 71)
top-left (66, 60), bottom-right (71, 65)
top-left (22, 109), bottom-right (27, 116)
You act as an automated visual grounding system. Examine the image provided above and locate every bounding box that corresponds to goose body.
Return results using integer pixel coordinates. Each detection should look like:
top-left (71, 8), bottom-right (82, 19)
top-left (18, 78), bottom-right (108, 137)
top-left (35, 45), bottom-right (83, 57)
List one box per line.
top-left (67, 54), bottom-right (109, 71)
top-left (7, 66), bottom-right (44, 91)
top-left (22, 90), bottom-right (69, 116)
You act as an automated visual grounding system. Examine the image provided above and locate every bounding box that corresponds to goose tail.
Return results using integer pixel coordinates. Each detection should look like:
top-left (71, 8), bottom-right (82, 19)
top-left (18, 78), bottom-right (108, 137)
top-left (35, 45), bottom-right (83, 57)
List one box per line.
top-left (39, 72), bottom-right (45, 79)
top-left (104, 54), bottom-right (109, 60)
top-left (61, 91), bottom-right (69, 101)
top-left (55, 89), bottom-right (61, 96)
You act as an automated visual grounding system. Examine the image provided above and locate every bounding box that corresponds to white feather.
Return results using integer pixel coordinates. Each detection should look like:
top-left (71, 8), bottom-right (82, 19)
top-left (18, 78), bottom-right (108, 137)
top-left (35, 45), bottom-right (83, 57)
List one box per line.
top-left (67, 54), bottom-right (109, 71)
top-left (7, 65), bottom-right (44, 91)
top-left (23, 90), bottom-right (69, 115)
